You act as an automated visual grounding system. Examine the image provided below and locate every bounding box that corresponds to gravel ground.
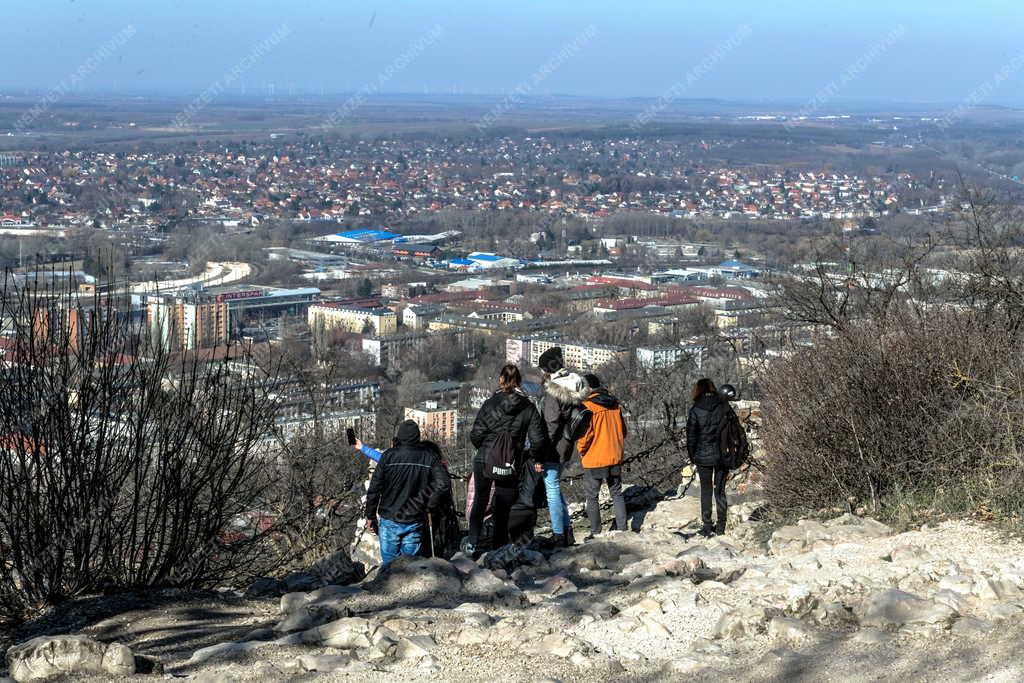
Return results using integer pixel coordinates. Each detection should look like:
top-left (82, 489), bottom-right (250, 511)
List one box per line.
top-left (9, 486), bottom-right (1024, 682)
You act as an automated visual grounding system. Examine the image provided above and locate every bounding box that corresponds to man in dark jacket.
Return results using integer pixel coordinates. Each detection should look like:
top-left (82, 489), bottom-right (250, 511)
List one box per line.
top-left (365, 420), bottom-right (451, 564)
top-left (466, 372), bottom-right (548, 555)
top-left (686, 379), bottom-right (728, 537)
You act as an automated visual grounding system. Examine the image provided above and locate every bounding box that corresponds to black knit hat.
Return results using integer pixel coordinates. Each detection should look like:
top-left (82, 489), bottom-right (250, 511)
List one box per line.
top-left (583, 373), bottom-right (601, 389)
top-left (396, 419), bottom-right (421, 445)
top-left (538, 347), bottom-right (564, 373)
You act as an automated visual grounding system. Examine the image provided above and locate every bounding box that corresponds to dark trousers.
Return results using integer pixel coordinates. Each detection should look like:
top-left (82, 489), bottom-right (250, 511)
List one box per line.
top-left (582, 465), bottom-right (627, 535)
top-left (468, 460), bottom-right (517, 549)
top-left (697, 465), bottom-right (728, 532)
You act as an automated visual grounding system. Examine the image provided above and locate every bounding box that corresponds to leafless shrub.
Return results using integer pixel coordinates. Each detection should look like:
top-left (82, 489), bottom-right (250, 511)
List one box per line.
top-left (761, 307), bottom-right (1024, 519)
top-left (0, 271), bottom-right (276, 625)
top-left (263, 425), bottom-right (368, 572)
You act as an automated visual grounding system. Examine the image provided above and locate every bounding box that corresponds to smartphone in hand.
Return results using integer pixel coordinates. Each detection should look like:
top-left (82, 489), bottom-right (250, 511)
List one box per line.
top-left (346, 428), bottom-right (357, 446)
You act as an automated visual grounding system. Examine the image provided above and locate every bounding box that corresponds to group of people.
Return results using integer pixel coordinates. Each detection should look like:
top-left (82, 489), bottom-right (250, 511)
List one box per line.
top-left (360, 345), bottom-right (744, 564)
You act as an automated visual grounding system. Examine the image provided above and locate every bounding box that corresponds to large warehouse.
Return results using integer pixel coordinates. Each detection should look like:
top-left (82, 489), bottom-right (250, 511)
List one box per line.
top-left (313, 228), bottom-right (401, 244)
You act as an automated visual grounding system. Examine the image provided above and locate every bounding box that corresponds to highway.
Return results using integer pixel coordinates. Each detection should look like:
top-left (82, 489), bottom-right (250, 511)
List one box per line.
top-left (130, 261), bottom-right (251, 295)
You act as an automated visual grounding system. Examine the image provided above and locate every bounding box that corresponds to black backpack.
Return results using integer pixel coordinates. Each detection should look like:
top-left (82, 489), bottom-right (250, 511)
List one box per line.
top-left (564, 403), bottom-right (593, 442)
top-left (483, 430), bottom-right (522, 484)
top-left (718, 404), bottom-right (750, 470)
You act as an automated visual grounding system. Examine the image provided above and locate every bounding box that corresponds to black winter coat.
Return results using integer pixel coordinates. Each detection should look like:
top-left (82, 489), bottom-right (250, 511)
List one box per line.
top-left (365, 441), bottom-right (451, 524)
top-left (470, 389), bottom-right (549, 467)
top-left (687, 393), bottom-right (725, 467)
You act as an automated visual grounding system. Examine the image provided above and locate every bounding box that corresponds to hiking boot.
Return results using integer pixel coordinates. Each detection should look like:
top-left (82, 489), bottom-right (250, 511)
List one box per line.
top-left (698, 525), bottom-right (716, 538)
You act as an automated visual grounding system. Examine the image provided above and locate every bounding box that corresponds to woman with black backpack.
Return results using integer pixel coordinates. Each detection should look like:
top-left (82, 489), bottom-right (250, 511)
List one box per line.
top-left (686, 378), bottom-right (731, 537)
top-left (466, 364), bottom-right (548, 558)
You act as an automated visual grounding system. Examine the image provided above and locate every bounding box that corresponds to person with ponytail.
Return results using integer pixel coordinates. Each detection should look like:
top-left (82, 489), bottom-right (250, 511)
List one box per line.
top-left (465, 364), bottom-right (548, 557)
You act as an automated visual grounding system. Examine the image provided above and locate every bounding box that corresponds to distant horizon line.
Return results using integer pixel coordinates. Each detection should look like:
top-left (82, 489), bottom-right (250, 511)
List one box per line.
top-left (0, 87), bottom-right (1022, 112)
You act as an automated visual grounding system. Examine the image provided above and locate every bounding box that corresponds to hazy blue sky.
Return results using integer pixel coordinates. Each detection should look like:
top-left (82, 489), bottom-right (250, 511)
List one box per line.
top-left (2, 0), bottom-right (1023, 104)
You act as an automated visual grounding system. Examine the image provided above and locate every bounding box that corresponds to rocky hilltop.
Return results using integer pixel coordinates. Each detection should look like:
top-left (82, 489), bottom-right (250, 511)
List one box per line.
top-left (8, 483), bottom-right (1024, 682)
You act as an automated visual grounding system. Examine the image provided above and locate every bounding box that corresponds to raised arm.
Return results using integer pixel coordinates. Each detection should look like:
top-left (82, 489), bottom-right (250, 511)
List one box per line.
top-left (359, 443), bottom-right (383, 462)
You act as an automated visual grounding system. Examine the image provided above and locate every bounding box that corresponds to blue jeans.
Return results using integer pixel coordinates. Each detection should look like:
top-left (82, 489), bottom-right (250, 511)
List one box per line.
top-left (378, 518), bottom-right (423, 564)
top-left (542, 462), bottom-right (569, 535)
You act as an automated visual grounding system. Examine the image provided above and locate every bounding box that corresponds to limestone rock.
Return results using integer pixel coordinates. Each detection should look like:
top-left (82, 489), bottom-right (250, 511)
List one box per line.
top-left (729, 500), bottom-right (770, 523)
top-left (984, 602), bottom-right (1024, 622)
top-left (973, 577), bottom-right (1023, 602)
top-left (537, 575), bottom-right (579, 597)
top-left (714, 607), bottom-right (771, 639)
top-left (7, 636), bottom-right (135, 682)
top-left (937, 575), bottom-right (974, 596)
top-left (858, 588), bottom-right (957, 630)
top-left (622, 598), bottom-right (663, 617)
top-left (584, 599), bottom-right (619, 620)
top-left (952, 617), bottom-right (995, 636)
top-left (396, 635), bottom-right (437, 660)
top-left (813, 601), bottom-right (855, 626)
top-left (306, 616), bottom-right (373, 649)
top-left (770, 515), bottom-right (891, 555)
top-left (529, 633), bottom-right (586, 659)
top-left (785, 584), bottom-right (819, 618)
top-left (275, 604), bottom-right (336, 634)
top-left (450, 554), bottom-right (478, 576)
top-left (463, 567), bottom-right (523, 604)
top-left (454, 628), bottom-right (489, 645)
top-left (185, 640), bottom-right (264, 666)
top-left (296, 654), bottom-right (359, 672)
top-left (889, 544), bottom-right (936, 564)
top-left (933, 589), bottom-right (969, 614)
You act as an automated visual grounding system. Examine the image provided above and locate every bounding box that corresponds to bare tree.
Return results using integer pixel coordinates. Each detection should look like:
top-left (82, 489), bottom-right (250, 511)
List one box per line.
top-left (0, 271), bottom-right (277, 625)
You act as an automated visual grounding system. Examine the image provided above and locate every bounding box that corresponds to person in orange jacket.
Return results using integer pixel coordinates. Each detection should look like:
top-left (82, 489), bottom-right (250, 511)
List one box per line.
top-left (576, 374), bottom-right (628, 536)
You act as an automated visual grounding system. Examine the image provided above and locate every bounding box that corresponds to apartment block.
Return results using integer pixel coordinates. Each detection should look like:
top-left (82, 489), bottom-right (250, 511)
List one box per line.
top-left (513, 336), bottom-right (629, 372)
top-left (405, 399), bottom-right (459, 446)
top-left (308, 302), bottom-right (397, 336)
top-left (146, 297), bottom-right (230, 351)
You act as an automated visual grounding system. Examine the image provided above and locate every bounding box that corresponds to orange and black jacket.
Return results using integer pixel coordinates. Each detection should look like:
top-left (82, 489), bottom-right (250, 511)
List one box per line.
top-left (576, 388), bottom-right (627, 469)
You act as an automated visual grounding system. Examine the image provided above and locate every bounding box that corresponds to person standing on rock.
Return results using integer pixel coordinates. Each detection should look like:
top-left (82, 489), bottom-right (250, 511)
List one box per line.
top-left (687, 378), bottom-right (729, 537)
top-left (577, 374), bottom-right (628, 537)
top-left (364, 419), bottom-right (451, 564)
top-left (538, 347), bottom-right (589, 547)
top-left (467, 364), bottom-right (548, 557)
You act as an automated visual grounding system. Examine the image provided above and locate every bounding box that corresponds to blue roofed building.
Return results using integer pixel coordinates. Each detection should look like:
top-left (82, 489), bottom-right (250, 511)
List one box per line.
top-left (448, 252), bottom-right (521, 271)
top-left (314, 227), bottom-right (401, 244)
top-left (714, 260), bottom-right (763, 279)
